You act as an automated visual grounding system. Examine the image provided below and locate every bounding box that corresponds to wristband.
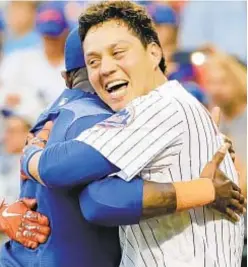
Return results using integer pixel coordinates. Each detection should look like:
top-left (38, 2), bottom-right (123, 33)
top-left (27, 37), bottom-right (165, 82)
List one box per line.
top-left (174, 178), bottom-right (215, 212)
top-left (21, 145), bottom-right (42, 180)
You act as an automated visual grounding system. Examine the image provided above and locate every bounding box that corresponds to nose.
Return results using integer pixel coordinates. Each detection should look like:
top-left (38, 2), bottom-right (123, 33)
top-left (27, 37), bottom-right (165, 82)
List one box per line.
top-left (100, 56), bottom-right (117, 77)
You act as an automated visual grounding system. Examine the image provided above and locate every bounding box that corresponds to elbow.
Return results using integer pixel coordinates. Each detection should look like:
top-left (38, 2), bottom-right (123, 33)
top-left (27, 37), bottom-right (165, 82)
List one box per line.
top-left (81, 204), bottom-right (103, 225)
top-left (79, 190), bottom-right (109, 226)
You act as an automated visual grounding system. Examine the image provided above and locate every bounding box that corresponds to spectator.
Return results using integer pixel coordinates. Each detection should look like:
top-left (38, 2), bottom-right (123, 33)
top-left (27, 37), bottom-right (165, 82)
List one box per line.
top-left (0, 2), bottom-right (69, 112)
top-left (3, 1), bottom-right (41, 55)
top-left (147, 3), bottom-right (178, 72)
top-left (147, 4), bottom-right (199, 85)
top-left (178, 1), bottom-right (247, 63)
top-left (203, 51), bottom-right (247, 195)
top-left (0, 110), bottom-right (33, 245)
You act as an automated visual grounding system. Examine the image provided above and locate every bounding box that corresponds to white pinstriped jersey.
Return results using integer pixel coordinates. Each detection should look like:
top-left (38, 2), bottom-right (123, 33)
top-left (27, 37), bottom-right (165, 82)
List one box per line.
top-left (76, 81), bottom-right (244, 267)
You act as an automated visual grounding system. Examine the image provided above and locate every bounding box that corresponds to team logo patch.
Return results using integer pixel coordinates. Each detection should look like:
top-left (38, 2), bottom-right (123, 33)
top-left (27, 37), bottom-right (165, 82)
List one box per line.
top-left (58, 98), bottom-right (69, 107)
top-left (97, 105), bottom-right (135, 128)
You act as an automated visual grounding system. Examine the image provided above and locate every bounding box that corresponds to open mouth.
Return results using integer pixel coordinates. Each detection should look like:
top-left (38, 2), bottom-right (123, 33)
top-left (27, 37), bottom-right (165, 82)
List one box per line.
top-left (105, 80), bottom-right (129, 93)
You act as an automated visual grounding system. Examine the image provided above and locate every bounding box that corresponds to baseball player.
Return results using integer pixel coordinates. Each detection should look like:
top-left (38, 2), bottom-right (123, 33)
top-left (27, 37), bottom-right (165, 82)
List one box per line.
top-left (2, 27), bottom-right (243, 267)
top-left (20, 2), bottom-right (245, 267)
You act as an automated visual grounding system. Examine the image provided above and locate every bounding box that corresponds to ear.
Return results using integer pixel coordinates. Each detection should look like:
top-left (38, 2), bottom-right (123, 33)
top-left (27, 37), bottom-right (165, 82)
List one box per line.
top-left (61, 71), bottom-right (67, 81)
top-left (147, 42), bottom-right (163, 70)
top-left (61, 71), bottom-right (72, 88)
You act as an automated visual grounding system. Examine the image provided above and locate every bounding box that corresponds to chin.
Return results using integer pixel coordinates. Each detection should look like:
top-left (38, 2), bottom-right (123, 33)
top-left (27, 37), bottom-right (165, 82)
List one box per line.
top-left (111, 102), bottom-right (126, 112)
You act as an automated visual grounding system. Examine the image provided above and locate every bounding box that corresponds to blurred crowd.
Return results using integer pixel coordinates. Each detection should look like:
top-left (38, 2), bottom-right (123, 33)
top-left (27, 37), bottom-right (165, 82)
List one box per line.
top-left (0, 0), bottom-right (246, 261)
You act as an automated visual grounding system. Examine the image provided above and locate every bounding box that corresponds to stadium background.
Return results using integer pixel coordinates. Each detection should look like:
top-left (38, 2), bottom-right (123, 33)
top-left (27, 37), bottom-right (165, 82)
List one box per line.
top-left (0, 0), bottom-right (246, 266)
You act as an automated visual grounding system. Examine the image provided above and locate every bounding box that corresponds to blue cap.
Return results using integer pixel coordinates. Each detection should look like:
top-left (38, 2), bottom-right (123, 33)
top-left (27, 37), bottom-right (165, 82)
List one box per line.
top-left (65, 27), bottom-right (86, 71)
top-left (36, 3), bottom-right (68, 37)
top-left (147, 4), bottom-right (178, 25)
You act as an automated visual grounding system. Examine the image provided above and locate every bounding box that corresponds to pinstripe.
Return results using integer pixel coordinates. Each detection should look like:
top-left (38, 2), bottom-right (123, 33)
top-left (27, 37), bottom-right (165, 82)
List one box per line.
top-left (174, 99), bottom-right (196, 257)
top-left (130, 227), bottom-right (149, 267)
top-left (195, 106), bottom-right (209, 247)
top-left (138, 224), bottom-right (158, 267)
top-left (127, 128), bottom-right (183, 178)
top-left (107, 102), bottom-right (173, 159)
top-left (147, 169), bottom-right (166, 267)
top-left (96, 95), bottom-right (162, 151)
top-left (224, 148), bottom-right (241, 267)
top-left (188, 104), bottom-right (206, 267)
top-left (82, 81), bottom-right (243, 266)
top-left (201, 108), bottom-right (221, 266)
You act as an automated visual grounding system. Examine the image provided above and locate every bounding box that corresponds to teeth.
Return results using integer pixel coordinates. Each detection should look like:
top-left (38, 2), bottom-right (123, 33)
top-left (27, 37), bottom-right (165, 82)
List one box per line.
top-left (106, 80), bottom-right (127, 90)
top-left (110, 87), bottom-right (127, 99)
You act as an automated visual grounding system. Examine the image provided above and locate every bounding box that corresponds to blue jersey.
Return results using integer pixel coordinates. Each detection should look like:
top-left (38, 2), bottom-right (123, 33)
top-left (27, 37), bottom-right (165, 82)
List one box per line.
top-left (0, 89), bottom-right (122, 267)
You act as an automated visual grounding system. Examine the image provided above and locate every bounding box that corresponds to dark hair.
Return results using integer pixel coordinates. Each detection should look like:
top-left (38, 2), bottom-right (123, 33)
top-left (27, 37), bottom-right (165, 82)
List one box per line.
top-left (78, 1), bottom-right (166, 73)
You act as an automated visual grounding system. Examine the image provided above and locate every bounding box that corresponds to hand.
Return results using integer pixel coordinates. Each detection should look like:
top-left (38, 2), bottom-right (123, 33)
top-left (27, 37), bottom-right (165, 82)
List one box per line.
top-left (200, 143), bottom-right (246, 222)
top-left (21, 121), bottom-right (53, 181)
top-left (211, 107), bottom-right (236, 162)
top-left (25, 121), bottom-right (53, 149)
top-left (0, 198), bottom-right (50, 249)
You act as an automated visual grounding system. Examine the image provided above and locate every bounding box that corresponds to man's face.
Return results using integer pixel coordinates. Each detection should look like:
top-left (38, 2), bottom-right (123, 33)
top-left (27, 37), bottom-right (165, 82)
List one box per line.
top-left (83, 20), bottom-right (158, 111)
top-left (7, 1), bottom-right (36, 35)
top-left (205, 65), bottom-right (237, 108)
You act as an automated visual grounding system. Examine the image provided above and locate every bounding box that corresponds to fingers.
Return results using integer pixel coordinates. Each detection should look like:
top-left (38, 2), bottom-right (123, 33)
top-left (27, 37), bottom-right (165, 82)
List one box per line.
top-left (24, 210), bottom-right (49, 226)
top-left (25, 133), bottom-right (35, 145)
top-left (231, 190), bottom-right (242, 201)
top-left (222, 134), bottom-right (236, 162)
top-left (222, 134), bottom-right (232, 146)
top-left (229, 199), bottom-right (245, 214)
top-left (17, 221), bottom-right (50, 244)
top-left (36, 121), bottom-right (53, 141)
top-left (23, 222), bottom-right (50, 236)
top-left (211, 107), bottom-right (221, 127)
top-left (22, 229), bottom-right (49, 244)
top-left (16, 233), bottom-right (39, 249)
top-left (231, 190), bottom-right (246, 205)
top-left (211, 143), bottom-right (230, 168)
top-left (230, 182), bottom-right (241, 193)
top-left (225, 207), bottom-right (239, 222)
top-left (231, 154), bottom-right (235, 163)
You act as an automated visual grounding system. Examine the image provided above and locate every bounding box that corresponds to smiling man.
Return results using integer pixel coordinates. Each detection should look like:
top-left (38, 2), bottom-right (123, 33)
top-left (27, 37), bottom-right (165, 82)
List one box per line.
top-left (16, 1), bottom-right (245, 267)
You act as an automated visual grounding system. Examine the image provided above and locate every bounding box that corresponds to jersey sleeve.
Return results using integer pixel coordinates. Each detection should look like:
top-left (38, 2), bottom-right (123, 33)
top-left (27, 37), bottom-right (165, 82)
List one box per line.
top-left (79, 176), bottom-right (143, 226)
top-left (76, 92), bottom-right (185, 181)
top-left (38, 113), bottom-right (120, 188)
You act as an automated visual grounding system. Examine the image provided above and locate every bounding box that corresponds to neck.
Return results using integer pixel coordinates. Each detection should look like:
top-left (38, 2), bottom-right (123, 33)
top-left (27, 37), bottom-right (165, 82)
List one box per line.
top-left (71, 68), bottom-right (95, 93)
top-left (222, 101), bottom-right (246, 121)
top-left (150, 70), bottom-right (167, 93)
top-left (73, 80), bottom-right (94, 93)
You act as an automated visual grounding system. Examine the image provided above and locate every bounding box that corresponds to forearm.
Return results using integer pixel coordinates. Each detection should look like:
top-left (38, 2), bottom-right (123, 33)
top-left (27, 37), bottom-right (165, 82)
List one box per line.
top-left (81, 177), bottom-right (215, 226)
top-left (143, 179), bottom-right (215, 218)
top-left (142, 181), bottom-right (176, 219)
top-left (28, 140), bottom-right (119, 188)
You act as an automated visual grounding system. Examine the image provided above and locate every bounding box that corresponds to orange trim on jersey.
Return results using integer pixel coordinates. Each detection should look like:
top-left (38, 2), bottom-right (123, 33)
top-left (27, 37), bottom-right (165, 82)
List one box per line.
top-left (174, 179), bottom-right (215, 212)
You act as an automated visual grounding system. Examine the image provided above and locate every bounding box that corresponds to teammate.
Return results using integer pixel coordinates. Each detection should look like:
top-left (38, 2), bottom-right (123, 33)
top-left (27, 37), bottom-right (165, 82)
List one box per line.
top-left (19, 2), bottom-right (245, 267)
top-left (0, 27), bottom-right (121, 267)
top-left (1, 22), bottom-right (245, 267)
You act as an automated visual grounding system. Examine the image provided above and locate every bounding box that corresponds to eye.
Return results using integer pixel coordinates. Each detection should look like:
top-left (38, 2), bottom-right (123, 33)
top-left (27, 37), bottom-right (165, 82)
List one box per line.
top-left (88, 58), bottom-right (100, 68)
top-left (113, 50), bottom-right (125, 57)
